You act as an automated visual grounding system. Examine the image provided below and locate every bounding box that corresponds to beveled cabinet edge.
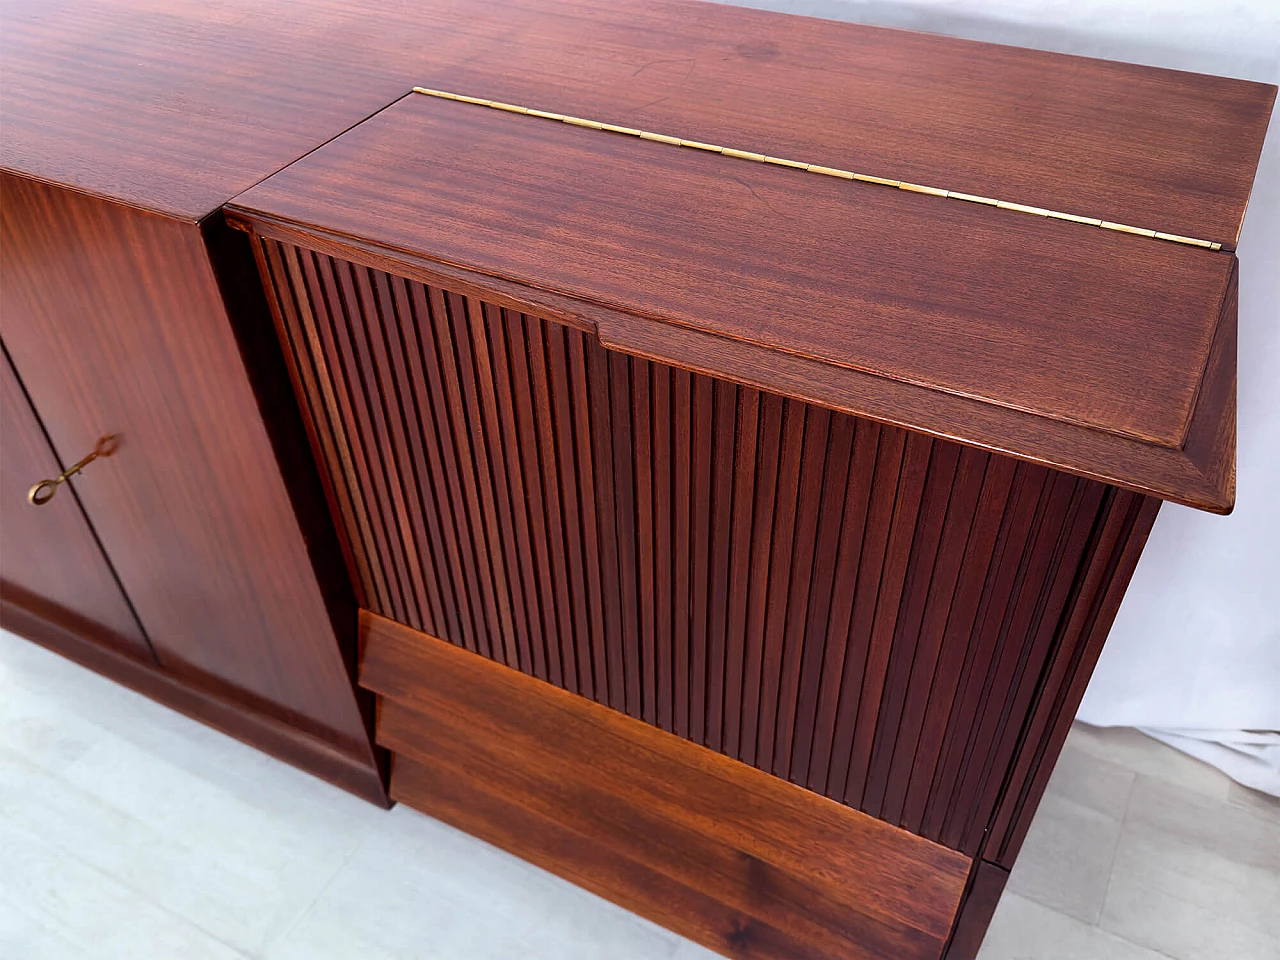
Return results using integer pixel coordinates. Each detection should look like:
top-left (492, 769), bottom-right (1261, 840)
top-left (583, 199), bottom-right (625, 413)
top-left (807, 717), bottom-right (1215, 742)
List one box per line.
top-left (224, 208), bottom-right (1235, 513)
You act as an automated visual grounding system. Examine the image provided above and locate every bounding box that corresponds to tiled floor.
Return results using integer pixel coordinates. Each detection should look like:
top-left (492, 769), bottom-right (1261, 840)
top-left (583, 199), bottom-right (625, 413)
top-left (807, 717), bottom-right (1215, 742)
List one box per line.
top-left (1, 629), bottom-right (1276, 960)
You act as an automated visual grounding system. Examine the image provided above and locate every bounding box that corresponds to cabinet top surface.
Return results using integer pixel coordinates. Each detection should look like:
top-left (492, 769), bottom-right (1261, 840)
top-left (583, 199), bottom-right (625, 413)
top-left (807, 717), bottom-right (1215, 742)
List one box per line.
top-left (229, 94), bottom-right (1240, 510)
top-left (2, 0), bottom-right (1274, 242)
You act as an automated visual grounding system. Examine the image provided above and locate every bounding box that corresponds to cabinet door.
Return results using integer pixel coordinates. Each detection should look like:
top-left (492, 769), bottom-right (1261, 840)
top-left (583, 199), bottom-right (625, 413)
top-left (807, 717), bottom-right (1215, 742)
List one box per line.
top-left (0, 172), bottom-right (371, 759)
top-left (1, 345), bottom-right (153, 660)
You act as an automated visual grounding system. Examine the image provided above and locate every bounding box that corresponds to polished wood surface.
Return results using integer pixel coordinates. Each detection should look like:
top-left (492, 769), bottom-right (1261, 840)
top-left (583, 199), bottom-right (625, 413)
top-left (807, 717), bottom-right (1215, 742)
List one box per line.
top-left (945, 861), bottom-right (1010, 960)
top-left (0, 173), bottom-right (375, 763)
top-left (234, 94), bottom-right (1234, 454)
top-left (0, 348), bottom-right (152, 661)
top-left (249, 239), bottom-right (1160, 863)
top-left (229, 94), bottom-right (1236, 510)
top-left (362, 611), bottom-right (970, 960)
top-left (3, 0), bottom-right (1272, 242)
top-left (1, 596), bottom-right (389, 806)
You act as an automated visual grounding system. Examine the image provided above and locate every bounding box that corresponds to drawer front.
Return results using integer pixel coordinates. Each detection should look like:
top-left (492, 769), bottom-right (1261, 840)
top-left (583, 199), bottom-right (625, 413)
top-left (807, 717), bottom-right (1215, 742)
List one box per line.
top-left (1, 345), bottom-right (151, 659)
top-left (253, 235), bottom-right (1153, 860)
top-left (361, 610), bottom-right (970, 960)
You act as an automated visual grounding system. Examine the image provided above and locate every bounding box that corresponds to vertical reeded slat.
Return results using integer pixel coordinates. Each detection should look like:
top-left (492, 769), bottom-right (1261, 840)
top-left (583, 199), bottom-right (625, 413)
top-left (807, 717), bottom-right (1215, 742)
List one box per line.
top-left (358, 266), bottom-right (433, 634)
top-left (546, 324), bottom-right (595, 699)
top-left (928, 462), bottom-right (1048, 845)
top-left (939, 464), bottom-right (1056, 848)
top-left (587, 336), bottom-right (625, 711)
top-left (722, 387), bottom-right (760, 758)
top-left (389, 276), bottom-right (467, 647)
top-left (901, 453), bottom-right (1017, 835)
top-left (825, 425), bottom-right (907, 800)
top-left (419, 285), bottom-right (496, 657)
top-left (670, 368), bottom-right (693, 738)
top-left (566, 329), bottom-right (610, 703)
top-left (704, 379), bottom-right (737, 751)
top-left (505, 312), bottom-right (562, 683)
top-left (404, 281), bottom-right (485, 654)
top-left (456, 295), bottom-right (524, 669)
top-left (632, 358), bottom-right (657, 724)
top-left (526, 317), bottom-right (580, 693)
top-left (737, 392), bottom-right (784, 768)
top-left (257, 240), bottom-right (372, 610)
top-left (845, 431), bottom-right (932, 809)
top-left (332, 259), bottom-right (418, 628)
top-left (881, 445), bottom-right (988, 825)
top-left (610, 353), bottom-right (642, 717)
top-left (788, 411), bottom-right (856, 782)
top-left (485, 306), bottom-right (548, 680)
top-left (770, 405), bottom-right (831, 779)
top-left (753, 398), bottom-right (806, 769)
top-left (805, 419), bottom-right (878, 792)
top-left (259, 241), bottom-right (1149, 860)
top-left (864, 439), bottom-right (962, 819)
top-left (688, 373), bottom-right (714, 744)
top-left (651, 365), bottom-right (674, 731)
top-left (373, 271), bottom-right (449, 637)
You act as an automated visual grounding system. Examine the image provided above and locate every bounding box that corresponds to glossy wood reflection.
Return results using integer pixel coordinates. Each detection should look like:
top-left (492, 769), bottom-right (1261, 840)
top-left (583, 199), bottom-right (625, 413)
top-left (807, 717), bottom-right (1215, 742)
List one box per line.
top-left (257, 238), bottom-right (1156, 856)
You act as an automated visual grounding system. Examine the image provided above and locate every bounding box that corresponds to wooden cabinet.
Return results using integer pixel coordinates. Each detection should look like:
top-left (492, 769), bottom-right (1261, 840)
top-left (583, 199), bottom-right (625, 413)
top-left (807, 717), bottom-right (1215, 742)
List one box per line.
top-left (0, 0), bottom-right (1273, 957)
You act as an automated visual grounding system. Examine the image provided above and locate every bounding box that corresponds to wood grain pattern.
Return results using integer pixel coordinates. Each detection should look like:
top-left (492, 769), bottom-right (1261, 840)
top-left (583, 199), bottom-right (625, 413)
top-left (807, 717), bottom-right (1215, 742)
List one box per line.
top-left (252, 240), bottom-right (1161, 862)
top-left (0, 173), bottom-right (377, 765)
top-left (0, 346), bottom-right (152, 661)
top-left (228, 96), bottom-right (1239, 510)
top-left (362, 611), bottom-right (971, 960)
top-left (2, 0), bottom-right (1272, 244)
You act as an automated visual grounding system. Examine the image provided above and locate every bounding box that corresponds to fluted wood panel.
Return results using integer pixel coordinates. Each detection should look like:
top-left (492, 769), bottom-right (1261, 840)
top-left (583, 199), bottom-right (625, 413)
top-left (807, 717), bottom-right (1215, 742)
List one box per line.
top-left (255, 237), bottom-right (1151, 855)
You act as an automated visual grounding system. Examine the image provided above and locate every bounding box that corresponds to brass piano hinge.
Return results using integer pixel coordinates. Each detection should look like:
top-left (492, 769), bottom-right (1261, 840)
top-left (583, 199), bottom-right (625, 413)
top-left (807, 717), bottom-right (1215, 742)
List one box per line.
top-left (411, 87), bottom-right (1224, 252)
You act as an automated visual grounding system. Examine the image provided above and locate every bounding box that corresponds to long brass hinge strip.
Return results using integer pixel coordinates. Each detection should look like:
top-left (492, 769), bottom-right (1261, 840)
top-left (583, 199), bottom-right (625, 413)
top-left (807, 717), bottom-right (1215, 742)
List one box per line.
top-left (412, 86), bottom-right (1222, 251)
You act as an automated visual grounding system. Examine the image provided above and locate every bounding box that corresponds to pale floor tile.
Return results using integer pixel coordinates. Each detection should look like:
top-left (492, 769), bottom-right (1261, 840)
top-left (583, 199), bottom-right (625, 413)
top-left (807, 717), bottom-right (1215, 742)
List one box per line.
top-left (673, 938), bottom-right (729, 959)
top-left (0, 897), bottom-right (94, 960)
top-left (1066, 724), bottom-right (1232, 801)
top-left (0, 640), bottom-right (385, 956)
top-left (1005, 790), bottom-right (1124, 923)
top-left (978, 893), bottom-right (1174, 960)
top-left (1229, 780), bottom-right (1280, 819)
top-left (1041, 740), bottom-right (1137, 819)
top-left (0, 816), bottom-right (248, 960)
top-left (1100, 776), bottom-right (1280, 960)
top-left (1125, 773), bottom-right (1280, 870)
top-left (264, 803), bottom-right (680, 960)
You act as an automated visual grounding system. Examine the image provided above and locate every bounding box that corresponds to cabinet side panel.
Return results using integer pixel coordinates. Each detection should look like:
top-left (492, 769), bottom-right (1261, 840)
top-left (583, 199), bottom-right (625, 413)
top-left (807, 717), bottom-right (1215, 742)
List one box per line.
top-left (0, 174), bottom-right (372, 759)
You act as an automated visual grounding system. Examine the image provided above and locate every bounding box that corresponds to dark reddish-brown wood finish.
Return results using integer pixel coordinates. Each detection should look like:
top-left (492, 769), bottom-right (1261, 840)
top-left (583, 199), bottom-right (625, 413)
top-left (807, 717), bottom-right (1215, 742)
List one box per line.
top-left (227, 95), bottom-right (1241, 510)
top-left (1, 347), bottom-right (152, 661)
top-left (362, 611), bottom-right (971, 960)
top-left (0, 172), bottom-right (380, 784)
top-left (247, 238), bottom-right (1162, 864)
top-left (3, 0), bottom-right (1272, 246)
top-left (943, 861), bottom-right (1010, 960)
top-left (2, 1), bottom-right (1269, 953)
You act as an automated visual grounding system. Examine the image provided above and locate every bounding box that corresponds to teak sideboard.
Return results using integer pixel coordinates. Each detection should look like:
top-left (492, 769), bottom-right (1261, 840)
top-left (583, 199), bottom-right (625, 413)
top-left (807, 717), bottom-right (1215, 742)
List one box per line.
top-left (2, 1), bottom-right (1273, 957)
